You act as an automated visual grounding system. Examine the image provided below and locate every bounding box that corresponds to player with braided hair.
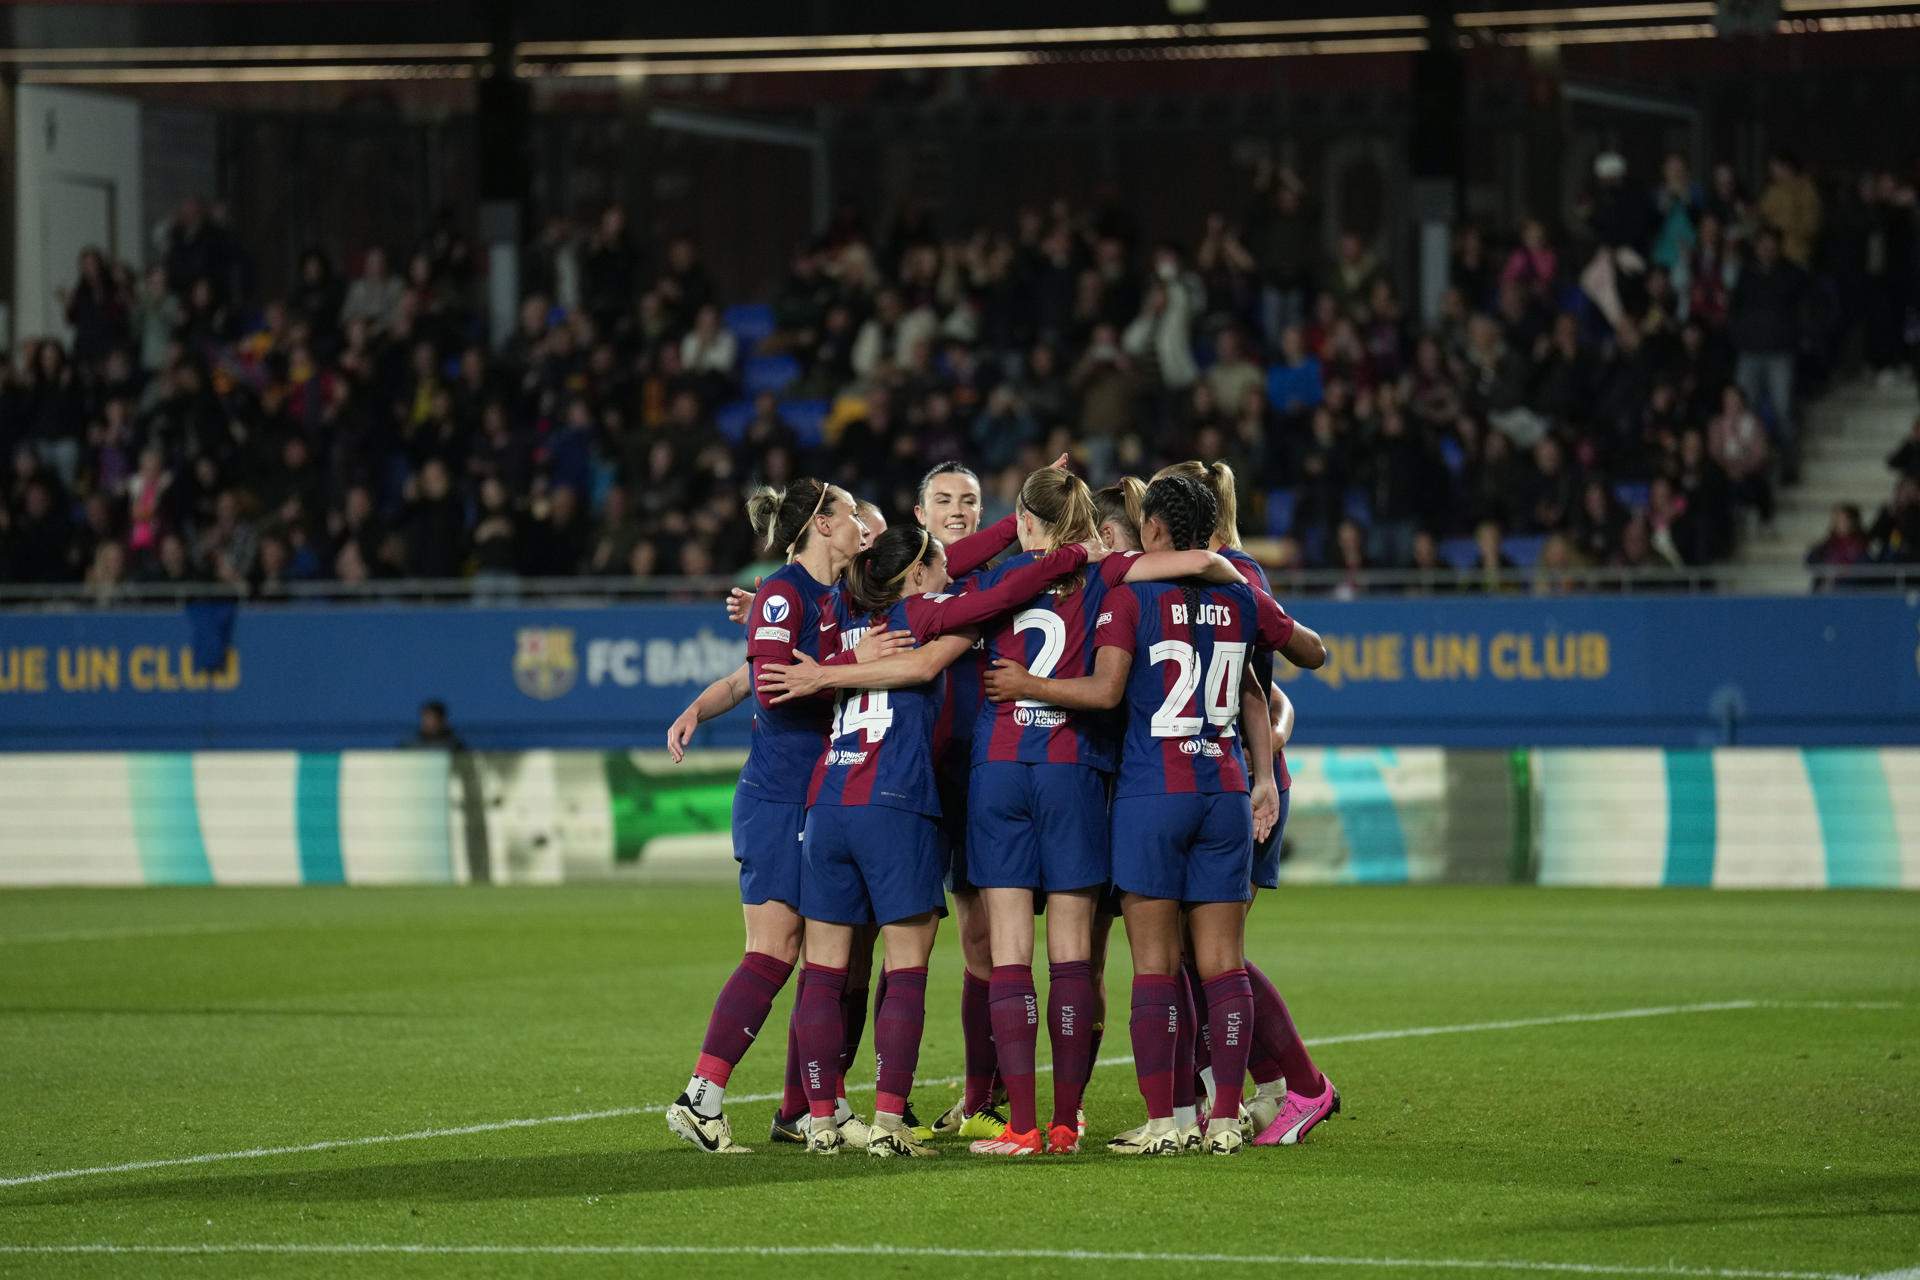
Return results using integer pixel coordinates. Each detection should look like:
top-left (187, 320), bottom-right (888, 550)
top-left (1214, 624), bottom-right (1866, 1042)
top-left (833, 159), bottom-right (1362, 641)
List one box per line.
top-left (1154, 460), bottom-right (1337, 1147)
top-left (978, 472), bottom-right (1296, 1155)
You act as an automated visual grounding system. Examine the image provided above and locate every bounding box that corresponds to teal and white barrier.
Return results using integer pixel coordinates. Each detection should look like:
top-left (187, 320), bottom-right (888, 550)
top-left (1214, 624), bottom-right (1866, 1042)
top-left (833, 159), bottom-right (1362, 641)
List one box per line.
top-left (0, 752), bottom-right (455, 885)
top-left (0, 747), bottom-right (1914, 888)
top-left (1533, 748), bottom-right (1920, 888)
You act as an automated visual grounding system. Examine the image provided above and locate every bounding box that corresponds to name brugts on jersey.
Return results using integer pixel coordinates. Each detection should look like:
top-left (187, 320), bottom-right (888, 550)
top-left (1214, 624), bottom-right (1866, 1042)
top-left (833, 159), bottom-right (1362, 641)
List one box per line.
top-left (837, 626), bottom-right (868, 654)
top-left (1169, 601), bottom-right (1236, 627)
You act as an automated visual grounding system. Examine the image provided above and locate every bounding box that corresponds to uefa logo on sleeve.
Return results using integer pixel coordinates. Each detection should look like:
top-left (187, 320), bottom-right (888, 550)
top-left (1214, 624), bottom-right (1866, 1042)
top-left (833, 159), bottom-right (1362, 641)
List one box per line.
top-left (762, 596), bottom-right (791, 624)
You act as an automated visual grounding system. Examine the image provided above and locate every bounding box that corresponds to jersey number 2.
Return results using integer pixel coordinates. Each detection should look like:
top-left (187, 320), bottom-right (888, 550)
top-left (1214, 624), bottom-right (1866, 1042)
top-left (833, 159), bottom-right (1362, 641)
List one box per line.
top-left (1011, 609), bottom-right (1067, 708)
top-left (1146, 640), bottom-right (1247, 738)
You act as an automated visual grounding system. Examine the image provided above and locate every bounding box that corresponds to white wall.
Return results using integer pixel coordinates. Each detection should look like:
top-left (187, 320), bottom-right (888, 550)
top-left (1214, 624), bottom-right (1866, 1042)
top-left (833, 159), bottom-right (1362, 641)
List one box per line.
top-left (13, 86), bottom-right (143, 346)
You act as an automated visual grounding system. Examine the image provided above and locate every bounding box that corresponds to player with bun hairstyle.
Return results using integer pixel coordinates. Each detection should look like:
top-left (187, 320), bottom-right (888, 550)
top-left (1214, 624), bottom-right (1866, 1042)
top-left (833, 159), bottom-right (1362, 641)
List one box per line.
top-left (666, 459), bottom-right (1038, 1145)
top-left (1152, 459), bottom-right (1338, 1147)
top-left (967, 467), bottom-right (1249, 1157)
top-left (1093, 476), bottom-right (1147, 552)
top-left (980, 473), bottom-right (1296, 1155)
top-left (755, 521), bottom-right (1102, 1156)
top-left (666, 478), bottom-right (882, 1154)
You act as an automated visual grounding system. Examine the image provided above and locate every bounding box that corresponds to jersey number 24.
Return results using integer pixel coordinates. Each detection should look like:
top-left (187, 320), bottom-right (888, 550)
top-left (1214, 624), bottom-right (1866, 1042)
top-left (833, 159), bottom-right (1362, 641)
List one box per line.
top-left (1146, 640), bottom-right (1246, 738)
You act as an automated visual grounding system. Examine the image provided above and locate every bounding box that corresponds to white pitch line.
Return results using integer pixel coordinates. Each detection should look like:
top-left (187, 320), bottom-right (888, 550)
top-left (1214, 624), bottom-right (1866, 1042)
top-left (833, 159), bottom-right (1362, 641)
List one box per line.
top-left (0, 1242), bottom-right (1871, 1279)
top-left (0, 998), bottom-right (1897, 1191)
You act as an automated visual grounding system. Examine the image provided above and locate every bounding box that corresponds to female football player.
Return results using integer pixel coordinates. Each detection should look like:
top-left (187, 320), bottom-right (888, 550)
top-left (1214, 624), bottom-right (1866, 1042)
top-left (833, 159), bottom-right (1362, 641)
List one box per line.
top-left (666, 478), bottom-right (871, 1155)
top-left (1153, 460), bottom-right (1337, 1147)
top-left (964, 467), bottom-right (1251, 1157)
top-left (668, 461), bottom-right (1026, 1142)
top-left (982, 474), bottom-right (1312, 1154)
top-left (758, 521), bottom-right (1100, 1156)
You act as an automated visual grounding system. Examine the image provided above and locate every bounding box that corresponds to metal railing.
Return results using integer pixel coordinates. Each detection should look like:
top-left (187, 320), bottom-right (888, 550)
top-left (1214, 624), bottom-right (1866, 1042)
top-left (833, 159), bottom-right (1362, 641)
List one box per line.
top-left (1, 563), bottom-right (1913, 611)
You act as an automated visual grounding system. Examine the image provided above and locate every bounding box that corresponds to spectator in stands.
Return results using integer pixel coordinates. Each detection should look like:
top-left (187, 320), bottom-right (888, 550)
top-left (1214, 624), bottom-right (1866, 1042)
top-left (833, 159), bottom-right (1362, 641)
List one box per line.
top-left (1122, 243), bottom-right (1203, 393)
top-left (1868, 476), bottom-right (1920, 566)
top-left (1471, 518), bottom-right (1516, 592)
top-left (340, 247), bottom-right (404, 336)
top-left (1501, 218), bottom-right (1558, 304)
top-left (1204, 326), bottom-right (1263, 416)
top-left (1729, 229), bottom-right (1807, 480)
top-left (1806, 502), bottom-right (1870, 587)
top-left (1708, 384), bottom-right (1774, 529)
top-left (1758, 150), bottom-right (1823, 268)
top-left (1329, 231), bottom-right (1383, 317)
top-left (1532, 532), bottom-right (1583, 596)
top-left (1573, 477), bottom-right (1623, 564)
top-left (1365, 407), bottom-right (1425, 566)
top-left (1247, 160), bottom-right (1316, 338)
top-left (1889, 416), bottom-right (1920, 481)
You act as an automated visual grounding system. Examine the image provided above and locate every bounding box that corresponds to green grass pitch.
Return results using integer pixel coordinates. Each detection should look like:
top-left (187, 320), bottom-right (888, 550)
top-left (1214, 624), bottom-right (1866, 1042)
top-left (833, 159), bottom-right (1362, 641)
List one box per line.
top-left (1, 885), bottom-right (1916, 1279)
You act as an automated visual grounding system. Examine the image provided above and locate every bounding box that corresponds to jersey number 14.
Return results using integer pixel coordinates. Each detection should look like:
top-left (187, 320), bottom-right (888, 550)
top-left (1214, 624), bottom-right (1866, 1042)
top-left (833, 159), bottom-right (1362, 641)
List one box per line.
top-left (832, 689), bottom-right (893, 743)
top-left (1147, 640), bottom-right (1247, 738)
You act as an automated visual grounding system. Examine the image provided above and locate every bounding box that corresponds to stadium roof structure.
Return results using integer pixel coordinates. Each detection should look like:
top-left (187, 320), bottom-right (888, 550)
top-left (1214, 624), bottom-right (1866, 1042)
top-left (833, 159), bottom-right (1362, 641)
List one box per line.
top-left (2, 0), bottom-right (1918, 86)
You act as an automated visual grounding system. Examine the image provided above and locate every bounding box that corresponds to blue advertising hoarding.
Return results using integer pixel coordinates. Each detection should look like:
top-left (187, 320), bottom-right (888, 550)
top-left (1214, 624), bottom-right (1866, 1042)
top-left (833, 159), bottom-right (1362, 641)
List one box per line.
top-left (1, 595), bottom-right (1916, 750)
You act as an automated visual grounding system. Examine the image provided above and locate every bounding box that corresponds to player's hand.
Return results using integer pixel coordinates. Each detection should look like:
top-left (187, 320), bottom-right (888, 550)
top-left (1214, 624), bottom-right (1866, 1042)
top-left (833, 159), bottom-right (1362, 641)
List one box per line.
top-left (666, 707), bottom-right (699, 764)
top-left (1251, 777), bottom-right (1280, 844)
top-left (983, 657), bottom-right (1037, 703)
top-left (725, 579), bottom-right (760, 626)
top-left (761, 652), bottom-right (827, 704)
top-left (1048, 451), bottom-right (1071, 471)
top-left (853, 627), bottom-right (912, 664)
top-left (1077, 538), bottom-right (1110, 564)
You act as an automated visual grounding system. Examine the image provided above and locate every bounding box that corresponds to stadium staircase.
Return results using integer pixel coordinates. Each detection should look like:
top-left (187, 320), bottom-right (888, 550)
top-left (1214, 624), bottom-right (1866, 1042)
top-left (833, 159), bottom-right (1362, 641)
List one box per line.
top-left (1735, 375), bottom-right (1914, 572)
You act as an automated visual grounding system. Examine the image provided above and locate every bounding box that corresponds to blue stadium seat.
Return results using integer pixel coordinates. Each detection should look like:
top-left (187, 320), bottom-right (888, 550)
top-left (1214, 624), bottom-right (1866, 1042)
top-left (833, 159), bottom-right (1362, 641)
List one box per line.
top-left (714, 399), bottom-right (756, 443)
top-left (779, 399), bottom-right (830, 449)
top-left (1613, 481), bottom-right (1650, 512)
top-left (724, 303), bottom-right (777, 351)
top-left (1265, 488), bottom-right (1298, 537)
top-left (1438, 537), bottom-right (1479, 569)
top-left (1503, 535), bottom-right (1547, 568)
top-left (743, 354), bottom-right (801, 397)
top-left (1438, 436), bottom-right (1465, 475)
top-left (1343, 487), bottom-right (1373, 529)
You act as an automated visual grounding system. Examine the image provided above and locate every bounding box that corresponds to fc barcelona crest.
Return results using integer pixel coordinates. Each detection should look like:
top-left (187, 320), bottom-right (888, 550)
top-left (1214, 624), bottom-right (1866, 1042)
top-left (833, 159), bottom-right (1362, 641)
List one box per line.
top-left (513, 627), bottom-right (578, 700)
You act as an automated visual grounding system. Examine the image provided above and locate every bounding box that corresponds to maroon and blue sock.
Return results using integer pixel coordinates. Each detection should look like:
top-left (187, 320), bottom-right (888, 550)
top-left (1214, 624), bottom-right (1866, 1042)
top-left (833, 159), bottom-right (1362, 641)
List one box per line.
top-left (961, 970), bottom-right (997, 1114)
top-left (1047, 960), bottom-right (1095, 1130)
top-left (1129, 974), bottom-right (1181, 1119)
top-left (1184, 960), bottom-right (1214, 1098)
top-left (989, 965), bottom-right (1040, 1134)
top-left (693, 951), bottom-right (794, 1089)
top-left (1172, 966), bottom-right (1198, 1114)
top-left (779, 992), bottom-right (807, 1120)
top-left (796, 963), bottom-right (849, 1120)
top-left (839, 979), bottom-right (870, 1097)
top-left (1085, 978), bottom-right (1107, 1086)
top-left (1247, 960), bottom-right (1325, 1094)
top-left (1202, 968), bottom-right (1256, 1123)
top-left (873, 965), bottom-right (928, 1117)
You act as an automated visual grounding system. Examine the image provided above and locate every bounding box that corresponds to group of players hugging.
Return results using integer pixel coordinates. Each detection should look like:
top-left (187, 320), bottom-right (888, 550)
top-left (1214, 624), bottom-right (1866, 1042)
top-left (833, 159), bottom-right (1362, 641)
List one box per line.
top-left (663, 454), bottom-right (1335, 1159)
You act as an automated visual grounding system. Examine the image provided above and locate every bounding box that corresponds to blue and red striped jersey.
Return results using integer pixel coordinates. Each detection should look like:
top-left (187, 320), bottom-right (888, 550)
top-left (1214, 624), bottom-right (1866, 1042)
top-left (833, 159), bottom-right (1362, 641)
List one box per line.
top-left (808, 593), bottom-right (951, 815)
top-left (807, 542), bottom-right (1092, 813)
top-left (928, 516), bottom-right (1014, 775)
top-left (806, 541), bottom-right (1098, 809)
top-left (933, 569), bottom-right (989, 774)
top-left (970, 550), bottom-right (1141, 771)
top-left (740, 561), bottom-right (839, 803)
top-left (1220, 547), bottom-right (1291, 791)
top-left (1095, 578), bottom-right (1295, 799)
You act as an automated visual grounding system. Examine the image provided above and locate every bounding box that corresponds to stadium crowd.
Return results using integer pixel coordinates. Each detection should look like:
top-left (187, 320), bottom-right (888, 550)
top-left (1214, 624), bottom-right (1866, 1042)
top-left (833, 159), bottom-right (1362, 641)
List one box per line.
top-left (3, 148), bottom-right (1918, 599)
